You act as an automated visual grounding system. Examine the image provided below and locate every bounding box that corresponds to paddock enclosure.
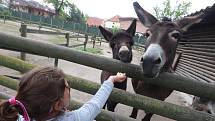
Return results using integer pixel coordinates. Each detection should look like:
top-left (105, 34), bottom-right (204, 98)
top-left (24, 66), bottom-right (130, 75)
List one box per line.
top-left (0, 2), bottom-right (215, 121)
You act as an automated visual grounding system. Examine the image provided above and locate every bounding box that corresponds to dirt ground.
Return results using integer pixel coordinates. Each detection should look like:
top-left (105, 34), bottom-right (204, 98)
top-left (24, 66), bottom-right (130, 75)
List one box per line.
top-left (0, 20), bottom-right (194, 121)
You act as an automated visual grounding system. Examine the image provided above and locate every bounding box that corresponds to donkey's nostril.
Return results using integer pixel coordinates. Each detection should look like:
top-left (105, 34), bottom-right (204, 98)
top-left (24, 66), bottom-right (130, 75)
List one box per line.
top-left (119, 50), bottom-right (129, 57)
top-left (207, 110), bottom-right (212, 114)
top-left (153, 58), bottom-right (161, 64)
top-left (140, 58), bottom-right (143, 62)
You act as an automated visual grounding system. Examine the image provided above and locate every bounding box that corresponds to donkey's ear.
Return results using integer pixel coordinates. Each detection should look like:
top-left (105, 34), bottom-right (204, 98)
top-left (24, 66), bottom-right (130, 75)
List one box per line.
top-left (133, 2), bottom-right (158, 27)
top-left (126, 19), bottom-right (136, 36)
top-left (176, 13), bottom-right (204, 31)
top-left (99, 26), bottom-right (113, 41)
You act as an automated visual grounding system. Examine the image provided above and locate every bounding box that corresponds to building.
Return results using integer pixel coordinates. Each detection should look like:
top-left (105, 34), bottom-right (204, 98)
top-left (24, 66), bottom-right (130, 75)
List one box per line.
top-left (119, 17), bottom-right (147, 33)
top-left (9, 0), bottom-right (55, 17)
top-left (86, 15), bottom-right (147, 34)
top-left (104, 15), bottom-right (121, 28)
top-left (104, 15), bottom-right (146, 33)
top-left (86, 17), bottom-right (104, 27)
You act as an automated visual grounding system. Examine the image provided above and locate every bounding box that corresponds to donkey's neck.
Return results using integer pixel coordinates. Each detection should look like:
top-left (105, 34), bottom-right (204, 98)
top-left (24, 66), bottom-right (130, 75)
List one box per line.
top-left (161, 66), bottom-right (173, 73)
top-left (162, 60), bottom-right (175, 73)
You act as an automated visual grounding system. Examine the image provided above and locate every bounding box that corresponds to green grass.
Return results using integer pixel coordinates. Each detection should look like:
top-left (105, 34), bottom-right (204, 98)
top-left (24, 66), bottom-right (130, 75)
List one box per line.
top-left (76, 47), bottom-right (103, 55)
top-left (48, 36), bottom-right (66, 44)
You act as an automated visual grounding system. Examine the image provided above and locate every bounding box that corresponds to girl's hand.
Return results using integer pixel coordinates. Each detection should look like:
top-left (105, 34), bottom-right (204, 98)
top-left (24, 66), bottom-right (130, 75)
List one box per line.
top-left (109, 72), bottom-right (126, 83)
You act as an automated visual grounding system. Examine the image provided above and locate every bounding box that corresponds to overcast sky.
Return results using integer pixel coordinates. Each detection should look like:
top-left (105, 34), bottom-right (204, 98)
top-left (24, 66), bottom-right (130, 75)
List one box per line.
top-left (39, 0), bottom-right (214, 19)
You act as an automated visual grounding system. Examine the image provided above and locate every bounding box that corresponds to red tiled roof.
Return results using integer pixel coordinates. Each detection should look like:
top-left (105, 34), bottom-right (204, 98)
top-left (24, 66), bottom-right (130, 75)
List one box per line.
top-left (107, 15), bottom-right (121, 22)
top-left (87, 17), bottom-right (104, 26)
top-left (105, 15), bottom-right (147, 33)
top-left (12, 0), bottom-right (55, 14)
top-left (120, 19), bottom-right (147, 33)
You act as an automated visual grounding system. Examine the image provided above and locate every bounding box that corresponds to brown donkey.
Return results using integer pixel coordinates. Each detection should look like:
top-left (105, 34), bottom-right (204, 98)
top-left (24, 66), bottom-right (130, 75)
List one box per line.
top-left (99, 19), bottom-right (136, 112)
top-left (130, 2), bottom-right (204, 121)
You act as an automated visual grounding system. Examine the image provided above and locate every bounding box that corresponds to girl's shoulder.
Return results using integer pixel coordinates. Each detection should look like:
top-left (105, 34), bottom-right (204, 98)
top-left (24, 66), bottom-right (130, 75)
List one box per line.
top-left (50, 111), bottom-right (76, 121)
top-left (17, 111), bottom-right (76, 121)
top-left (17, 114), bottom-right (24, 121)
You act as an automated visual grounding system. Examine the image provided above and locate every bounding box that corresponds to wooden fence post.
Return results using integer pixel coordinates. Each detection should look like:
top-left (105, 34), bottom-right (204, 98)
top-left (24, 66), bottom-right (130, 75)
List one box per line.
top-left (77, 32), bottom-right (79, 41)
top-left (39, 16), bottom-right (42, 30)
top-left (85, 24), bottom-right (88, 33)
top-left (20, 12), bottom-right (23, 22)
top-left (73, 23), bottom-right (76, 33)
top-left (3, 15), bottom-right (6, 24)
top-left (29, 14), bottom-right (32, 24)
top-left (20, 24), bottom-right (27, 61)
top-left (93, 35), bottom-right (96, 48)
top-left (100, 38), bottom-right (102, 46)
top-left (54, 58), bottom-right (58, 67)
top-left (66, 33), bottom-right (70, 47)
top-left (50, 17), bottom-right (53, 28)
top-left (61, 21), bottom-right (64, 29)
top-left (54, 33), bottom-right (70, 67)
top-left (84, 34), bottom-right (88, 51)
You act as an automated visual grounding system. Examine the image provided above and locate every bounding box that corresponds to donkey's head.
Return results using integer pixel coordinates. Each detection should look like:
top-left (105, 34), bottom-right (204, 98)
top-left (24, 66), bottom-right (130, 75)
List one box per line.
top-left (192, 96), bottom-right (215, 115)
top-left (134, 2), bottom-right (203, 78)
top-left (99, 19), bottom-right (136, 63)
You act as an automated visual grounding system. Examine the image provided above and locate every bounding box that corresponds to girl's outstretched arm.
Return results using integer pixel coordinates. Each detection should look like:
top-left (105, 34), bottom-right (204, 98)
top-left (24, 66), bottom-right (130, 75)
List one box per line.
top-left (73, 73), bottom-right (126, 121)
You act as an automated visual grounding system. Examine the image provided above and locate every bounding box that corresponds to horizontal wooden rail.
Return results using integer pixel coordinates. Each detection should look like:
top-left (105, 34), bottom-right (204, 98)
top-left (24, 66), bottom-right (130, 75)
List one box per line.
top-left (0, 32), bottom-right (215, 102)
top-left (0, 82), bottom-right (137, 121)
top-left (26, 28), bottom-right (66, 35)
top-left (0, 63), bottom-right (215, 121)
top-left (70, 35), bottom-right (86, 38)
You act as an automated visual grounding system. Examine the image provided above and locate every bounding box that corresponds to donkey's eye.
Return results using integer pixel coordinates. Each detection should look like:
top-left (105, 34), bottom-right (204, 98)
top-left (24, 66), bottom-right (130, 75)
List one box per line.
top-left (144, 32), bottom-right (150, 38)
top-left (171, 33), bottom-right (180, 40)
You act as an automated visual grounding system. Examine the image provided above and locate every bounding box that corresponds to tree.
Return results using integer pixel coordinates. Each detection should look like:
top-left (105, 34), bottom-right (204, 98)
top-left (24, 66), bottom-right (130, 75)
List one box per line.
top-left (45, 0), bottom-right (69, 16)
top-left (111, 26), bottom-right (121, 34)
top-left (67, 3), bottom-right (86, 24)
top-left (7, 0), bottom-right (13, 10)
top-left (153, 0), bottom-right (191, 20)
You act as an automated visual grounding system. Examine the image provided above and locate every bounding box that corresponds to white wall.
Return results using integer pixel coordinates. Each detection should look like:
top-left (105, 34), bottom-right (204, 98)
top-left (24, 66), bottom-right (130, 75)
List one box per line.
top-left (104, 21), bottom-right (120, 28)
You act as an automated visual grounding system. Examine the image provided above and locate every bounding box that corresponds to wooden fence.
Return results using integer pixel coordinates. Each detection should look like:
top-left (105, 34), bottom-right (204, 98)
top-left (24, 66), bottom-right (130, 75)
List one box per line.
top-left (0, 73), bottom-right (137, 121)
top-left (0, 54), bottom-right (215, 121)
top-left (0, 8), bottom-right (146, 47)
top-left (0, 32), bottom-right (215, 101)
top-left (19, 23), bottom-right (88, 67)
top-left (1, 31), bottom-right (215, 120)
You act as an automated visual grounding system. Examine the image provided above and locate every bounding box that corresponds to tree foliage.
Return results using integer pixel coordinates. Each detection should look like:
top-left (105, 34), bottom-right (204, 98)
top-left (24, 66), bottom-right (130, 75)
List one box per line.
top-left (66, 3), bottom-right (86, 24)
top-left (44, 0), bottom-right (69, 16)
top-left (44, 0), bottom-right (86, 23)
top-left (153, 0), bottom-right (191, 20)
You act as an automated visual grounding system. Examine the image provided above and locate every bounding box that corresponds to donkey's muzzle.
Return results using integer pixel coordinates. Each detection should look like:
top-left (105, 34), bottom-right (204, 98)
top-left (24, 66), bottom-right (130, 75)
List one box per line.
top-left (141, 56), bottom-right (161, 78)
top-left (119, 50), bottom-right (130, 57)
top-left (119, 50), bottom-right (132, 63)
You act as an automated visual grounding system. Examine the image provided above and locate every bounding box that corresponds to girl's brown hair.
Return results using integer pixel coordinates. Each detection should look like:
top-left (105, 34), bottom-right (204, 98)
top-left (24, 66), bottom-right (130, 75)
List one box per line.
top-left (0, 66), bottom-right (66, 121)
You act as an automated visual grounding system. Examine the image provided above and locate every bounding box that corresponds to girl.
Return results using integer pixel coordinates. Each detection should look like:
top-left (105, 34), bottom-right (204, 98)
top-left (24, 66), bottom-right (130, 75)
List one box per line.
top-left (0, 66), bottom-right (126, 121)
